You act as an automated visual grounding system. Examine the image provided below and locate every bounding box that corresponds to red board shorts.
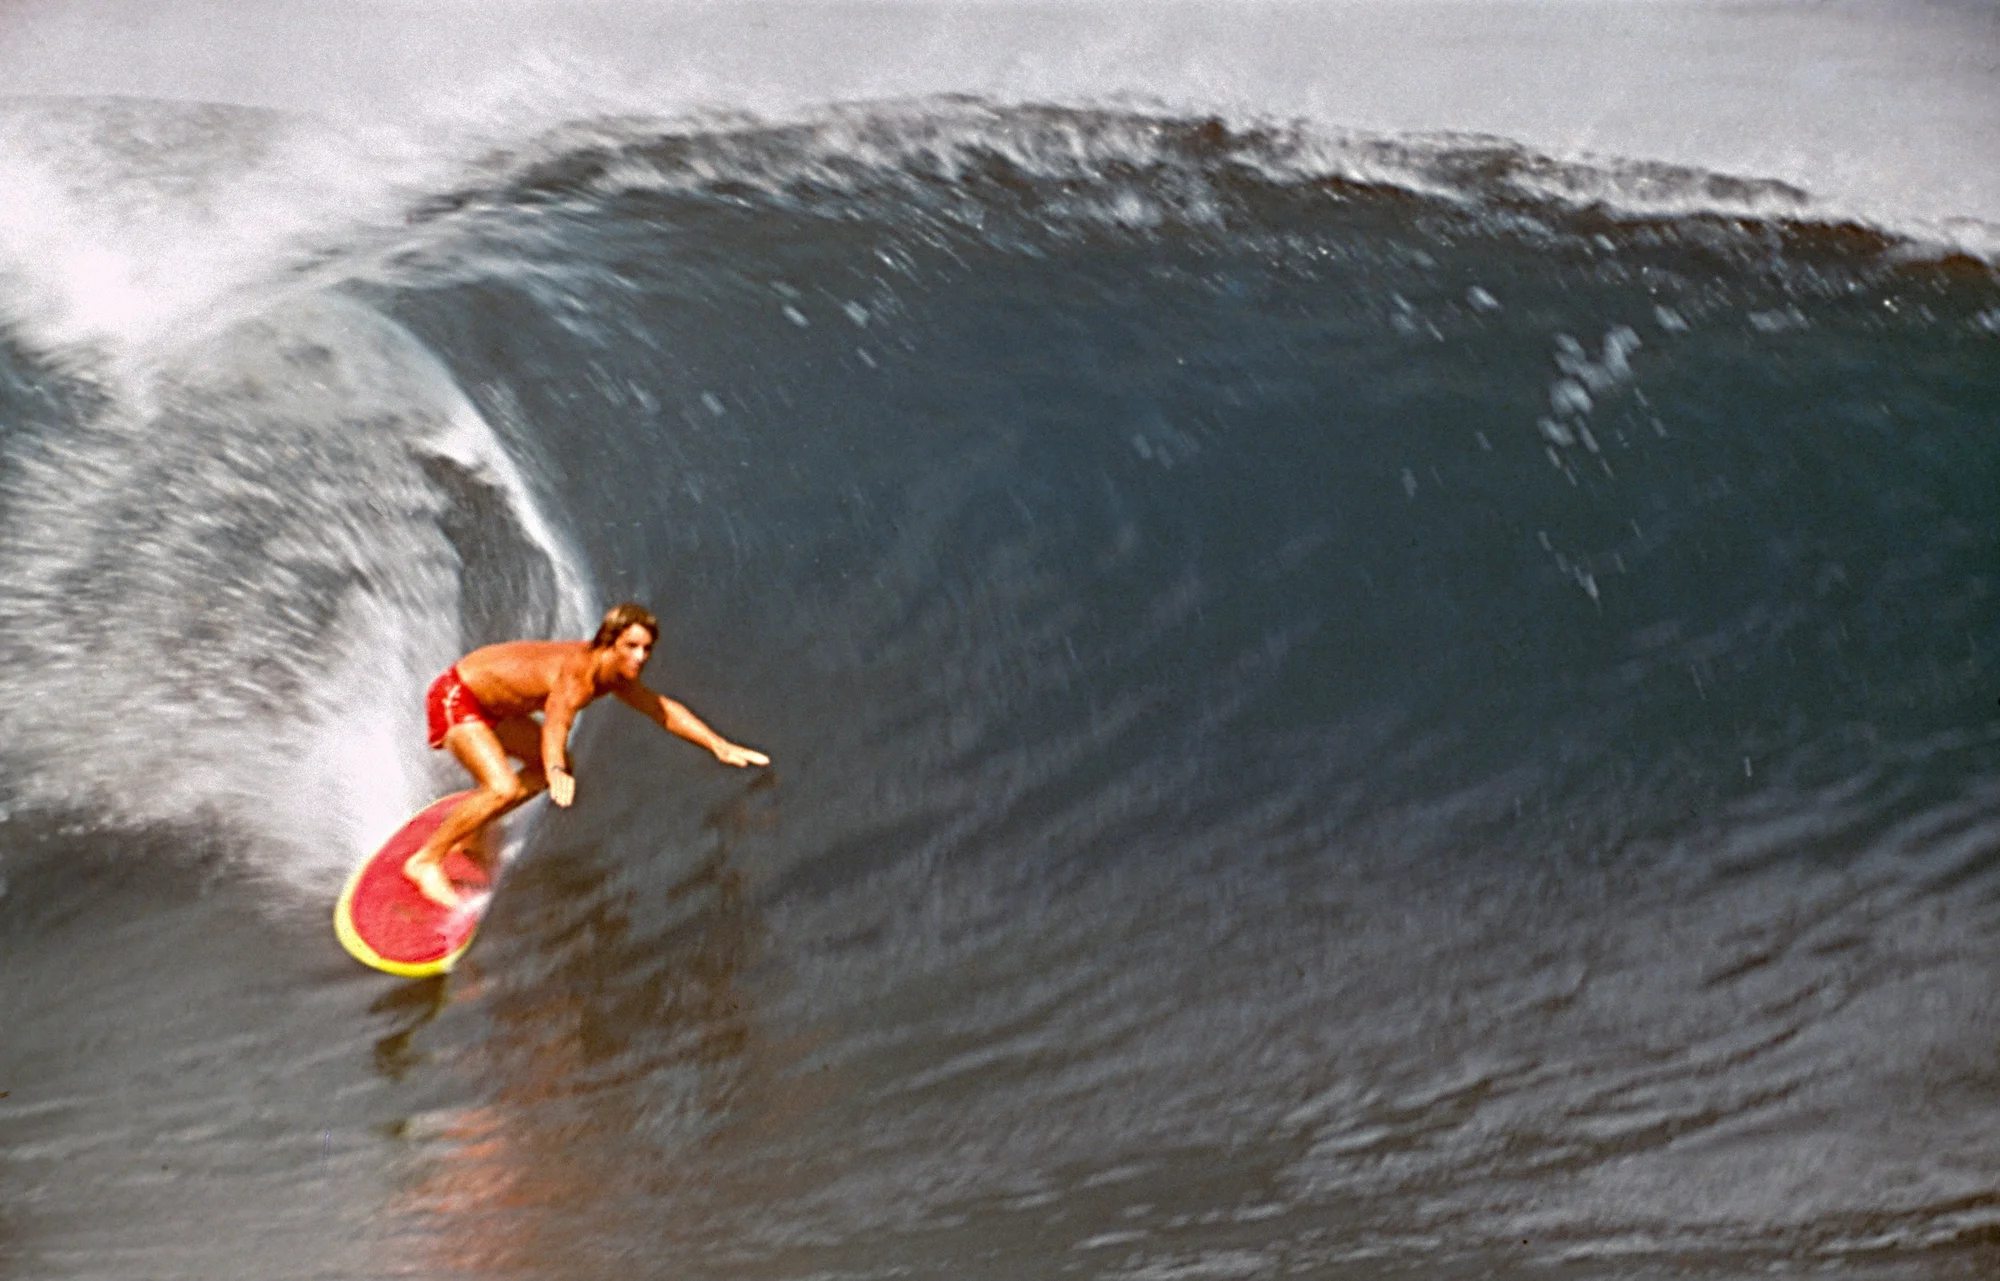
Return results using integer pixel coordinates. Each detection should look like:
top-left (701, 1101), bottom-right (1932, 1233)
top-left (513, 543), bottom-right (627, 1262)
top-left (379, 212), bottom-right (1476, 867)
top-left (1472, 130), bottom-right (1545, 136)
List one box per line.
top-left (426, 666), bottom-right (497, 749)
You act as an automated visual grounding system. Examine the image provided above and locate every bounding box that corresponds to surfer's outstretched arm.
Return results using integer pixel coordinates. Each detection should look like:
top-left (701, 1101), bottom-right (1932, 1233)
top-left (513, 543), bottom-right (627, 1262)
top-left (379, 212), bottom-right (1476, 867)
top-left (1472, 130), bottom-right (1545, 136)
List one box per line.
top-left (617, 681), bottom-right (769, 767)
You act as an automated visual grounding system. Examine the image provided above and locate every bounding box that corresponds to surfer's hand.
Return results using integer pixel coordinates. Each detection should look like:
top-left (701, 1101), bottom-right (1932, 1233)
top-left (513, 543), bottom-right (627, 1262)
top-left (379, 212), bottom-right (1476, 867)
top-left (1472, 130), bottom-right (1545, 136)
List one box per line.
top-left (548, 766), bottom-right (576, 807)
top-left (714, 741), bottom-right (769, 768)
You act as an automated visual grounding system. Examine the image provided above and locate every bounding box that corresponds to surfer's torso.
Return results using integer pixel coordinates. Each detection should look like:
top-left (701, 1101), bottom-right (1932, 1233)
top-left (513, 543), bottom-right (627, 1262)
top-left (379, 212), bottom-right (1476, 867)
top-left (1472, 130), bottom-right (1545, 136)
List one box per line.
top-left (454, 640), bottom-right (615, 721)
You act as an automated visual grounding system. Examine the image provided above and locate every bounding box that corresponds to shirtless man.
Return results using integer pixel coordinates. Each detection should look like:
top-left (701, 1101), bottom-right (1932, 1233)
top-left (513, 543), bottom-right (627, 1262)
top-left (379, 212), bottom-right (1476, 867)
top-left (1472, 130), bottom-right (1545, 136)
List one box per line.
top-left (404, 602), bottom-right (769, 908)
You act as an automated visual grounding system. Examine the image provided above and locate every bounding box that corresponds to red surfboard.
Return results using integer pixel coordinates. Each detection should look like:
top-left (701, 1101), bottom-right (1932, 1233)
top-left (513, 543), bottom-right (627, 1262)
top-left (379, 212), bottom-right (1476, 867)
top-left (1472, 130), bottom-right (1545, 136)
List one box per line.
top-left (334, 790), bottom-right (493, 977)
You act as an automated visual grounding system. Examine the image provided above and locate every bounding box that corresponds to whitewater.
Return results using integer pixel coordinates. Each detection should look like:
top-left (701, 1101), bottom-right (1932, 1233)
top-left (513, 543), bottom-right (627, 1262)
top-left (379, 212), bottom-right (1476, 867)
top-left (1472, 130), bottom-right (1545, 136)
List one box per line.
top-left (1, 2), bottom-right (1997, 1278)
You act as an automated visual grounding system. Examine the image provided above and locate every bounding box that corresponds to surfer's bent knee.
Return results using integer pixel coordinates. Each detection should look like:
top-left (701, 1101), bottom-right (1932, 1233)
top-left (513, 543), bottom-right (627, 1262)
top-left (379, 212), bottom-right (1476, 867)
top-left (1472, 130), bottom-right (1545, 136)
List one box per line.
top-left (485, 776), bottom-right (532, 808)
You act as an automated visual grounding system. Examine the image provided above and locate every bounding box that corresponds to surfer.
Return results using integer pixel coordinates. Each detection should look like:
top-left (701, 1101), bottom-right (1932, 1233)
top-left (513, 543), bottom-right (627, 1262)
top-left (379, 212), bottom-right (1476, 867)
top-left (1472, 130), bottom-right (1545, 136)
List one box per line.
top-left (403, 602), bottom-right (769, 908)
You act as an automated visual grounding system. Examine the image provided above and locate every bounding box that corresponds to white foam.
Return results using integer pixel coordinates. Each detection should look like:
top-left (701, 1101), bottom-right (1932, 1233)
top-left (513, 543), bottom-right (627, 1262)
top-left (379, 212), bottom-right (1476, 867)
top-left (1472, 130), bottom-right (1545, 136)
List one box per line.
top-left (0, 107), bottom-right (407, 362)
top-left (0, 292), bottom-right (593, 890)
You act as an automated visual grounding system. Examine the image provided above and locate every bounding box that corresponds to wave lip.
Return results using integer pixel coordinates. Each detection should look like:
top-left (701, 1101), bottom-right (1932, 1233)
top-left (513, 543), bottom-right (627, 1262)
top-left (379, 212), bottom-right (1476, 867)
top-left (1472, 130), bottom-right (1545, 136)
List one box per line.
top-left (4, 0), bottom-right (1995, 256)
top-left (434, 100), bottom-right (2000, 264)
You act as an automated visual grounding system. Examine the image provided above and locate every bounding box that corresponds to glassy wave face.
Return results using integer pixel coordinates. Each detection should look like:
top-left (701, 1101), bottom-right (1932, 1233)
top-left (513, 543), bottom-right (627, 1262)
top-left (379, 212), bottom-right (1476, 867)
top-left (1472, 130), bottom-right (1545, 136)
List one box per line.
top-left (2, 100), bottom-right (1997, 1280)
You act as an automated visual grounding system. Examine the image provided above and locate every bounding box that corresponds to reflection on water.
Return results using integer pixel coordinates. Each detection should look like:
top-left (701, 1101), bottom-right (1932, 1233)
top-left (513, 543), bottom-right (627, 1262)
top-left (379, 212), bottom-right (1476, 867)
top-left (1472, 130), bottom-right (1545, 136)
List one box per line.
top-left (379, 775), bottom-right (805, 1280)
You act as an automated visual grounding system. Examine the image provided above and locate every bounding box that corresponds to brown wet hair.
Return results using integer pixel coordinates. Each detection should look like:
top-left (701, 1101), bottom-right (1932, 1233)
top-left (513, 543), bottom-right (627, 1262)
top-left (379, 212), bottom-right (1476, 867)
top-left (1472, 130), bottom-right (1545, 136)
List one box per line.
top-left (591, 602), bottom-right (660, 649)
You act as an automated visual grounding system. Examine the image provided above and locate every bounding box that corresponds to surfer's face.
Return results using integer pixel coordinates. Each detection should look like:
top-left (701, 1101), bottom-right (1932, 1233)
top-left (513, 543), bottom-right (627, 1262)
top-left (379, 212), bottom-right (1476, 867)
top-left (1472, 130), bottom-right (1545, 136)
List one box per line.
top-left (609, 623), bottom-right (653, 681)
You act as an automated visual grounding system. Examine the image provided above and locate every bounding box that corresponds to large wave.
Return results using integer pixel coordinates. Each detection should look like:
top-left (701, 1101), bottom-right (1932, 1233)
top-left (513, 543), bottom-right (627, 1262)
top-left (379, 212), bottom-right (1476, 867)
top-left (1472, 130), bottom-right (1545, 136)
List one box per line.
top-left (1, 87), bottom-right (1997, 1279)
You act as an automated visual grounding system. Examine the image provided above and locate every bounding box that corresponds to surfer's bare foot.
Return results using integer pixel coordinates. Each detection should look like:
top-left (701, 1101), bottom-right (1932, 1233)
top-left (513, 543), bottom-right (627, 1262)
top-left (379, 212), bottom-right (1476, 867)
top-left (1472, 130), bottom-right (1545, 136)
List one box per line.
top-left (404, 852), bottom-right (462, 910)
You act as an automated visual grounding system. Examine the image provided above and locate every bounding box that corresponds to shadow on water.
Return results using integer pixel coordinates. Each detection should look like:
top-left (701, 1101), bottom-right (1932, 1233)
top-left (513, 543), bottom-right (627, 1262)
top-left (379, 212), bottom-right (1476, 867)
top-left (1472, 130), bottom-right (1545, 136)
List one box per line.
top-left (380, 772), bottom-right (793, 1279)
top-left (369, 976), bottom-right (451, 1081)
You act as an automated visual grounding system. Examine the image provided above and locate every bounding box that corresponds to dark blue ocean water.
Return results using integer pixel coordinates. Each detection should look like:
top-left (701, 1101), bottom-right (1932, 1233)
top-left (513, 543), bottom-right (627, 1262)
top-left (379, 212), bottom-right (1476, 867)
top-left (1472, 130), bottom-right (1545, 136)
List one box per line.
top-left (1, 101), bottom-right (1998, 1280)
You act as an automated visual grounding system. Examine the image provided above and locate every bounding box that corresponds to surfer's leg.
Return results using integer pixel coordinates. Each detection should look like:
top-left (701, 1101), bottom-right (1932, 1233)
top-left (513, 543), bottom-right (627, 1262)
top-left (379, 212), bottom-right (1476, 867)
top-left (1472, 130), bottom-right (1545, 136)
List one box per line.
top-left (404, 720), bottom-right (538, 908)
top-left (491, 715), bottom-right (547, 795)
top-left (456, 717), bottom-right (548, 874)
